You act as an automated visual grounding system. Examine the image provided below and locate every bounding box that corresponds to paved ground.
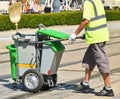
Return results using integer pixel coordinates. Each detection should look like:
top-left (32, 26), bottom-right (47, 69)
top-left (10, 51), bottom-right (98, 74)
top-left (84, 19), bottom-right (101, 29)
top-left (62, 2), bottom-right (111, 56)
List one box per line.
top-left (0, 21), bottom-right (120, 99)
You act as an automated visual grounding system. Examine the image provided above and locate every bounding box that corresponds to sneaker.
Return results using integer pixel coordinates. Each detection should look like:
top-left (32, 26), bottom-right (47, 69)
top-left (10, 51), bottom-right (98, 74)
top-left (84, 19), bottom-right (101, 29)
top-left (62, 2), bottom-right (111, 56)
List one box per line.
top-left (95, 87), bottom-right (114, 96)
top-left (74, 82), bottom-right (90, 93)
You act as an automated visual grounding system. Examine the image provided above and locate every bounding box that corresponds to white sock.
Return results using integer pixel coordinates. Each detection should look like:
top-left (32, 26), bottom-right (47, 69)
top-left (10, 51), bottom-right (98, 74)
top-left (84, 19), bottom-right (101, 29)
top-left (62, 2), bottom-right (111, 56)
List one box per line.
top-left (105, 86), bottom-right (112, 90)
top-left (83, 81), bottom-right (89, 86)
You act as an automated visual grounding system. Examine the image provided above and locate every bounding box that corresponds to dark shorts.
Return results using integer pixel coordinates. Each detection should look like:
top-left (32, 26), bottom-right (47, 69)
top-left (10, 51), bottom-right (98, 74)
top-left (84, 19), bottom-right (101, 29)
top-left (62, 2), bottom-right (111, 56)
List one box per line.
top-left (82, 42), bottom-right (110, 73)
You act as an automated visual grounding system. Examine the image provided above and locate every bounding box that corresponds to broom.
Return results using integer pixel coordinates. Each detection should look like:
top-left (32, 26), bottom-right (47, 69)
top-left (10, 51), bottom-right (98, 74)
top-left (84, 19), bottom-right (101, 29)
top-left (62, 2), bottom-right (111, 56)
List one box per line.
top-left (9, 2), bottom-right (22, 33)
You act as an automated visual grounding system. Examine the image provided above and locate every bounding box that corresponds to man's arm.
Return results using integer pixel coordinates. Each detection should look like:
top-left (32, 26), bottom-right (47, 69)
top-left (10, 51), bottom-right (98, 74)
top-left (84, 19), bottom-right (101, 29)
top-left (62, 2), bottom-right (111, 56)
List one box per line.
top-left (75, 19), bottom-right (89, 35)
top-left (68, 19), bottom-right (89, 43)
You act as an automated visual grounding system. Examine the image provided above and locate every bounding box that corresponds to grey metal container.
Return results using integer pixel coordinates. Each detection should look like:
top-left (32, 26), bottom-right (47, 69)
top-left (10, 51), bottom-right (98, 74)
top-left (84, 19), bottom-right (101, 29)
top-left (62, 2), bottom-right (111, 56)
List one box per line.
top-left (12, 34), bottom-right (36, 77)
top-left (40, 44), bottom-right (64, 75)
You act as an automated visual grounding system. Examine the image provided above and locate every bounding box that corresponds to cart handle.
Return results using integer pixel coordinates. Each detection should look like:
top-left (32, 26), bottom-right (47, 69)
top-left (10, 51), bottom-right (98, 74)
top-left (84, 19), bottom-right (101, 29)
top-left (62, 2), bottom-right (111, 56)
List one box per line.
top-left (36, 36), bottom-right (83, 44)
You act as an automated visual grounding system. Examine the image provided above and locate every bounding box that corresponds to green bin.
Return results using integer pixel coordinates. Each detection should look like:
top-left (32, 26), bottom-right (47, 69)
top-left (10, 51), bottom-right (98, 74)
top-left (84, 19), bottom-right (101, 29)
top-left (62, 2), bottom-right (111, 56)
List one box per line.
top-left (6, 44), bottom-right (17, 81)
top-left (36, 29), bottom-right (69, 74)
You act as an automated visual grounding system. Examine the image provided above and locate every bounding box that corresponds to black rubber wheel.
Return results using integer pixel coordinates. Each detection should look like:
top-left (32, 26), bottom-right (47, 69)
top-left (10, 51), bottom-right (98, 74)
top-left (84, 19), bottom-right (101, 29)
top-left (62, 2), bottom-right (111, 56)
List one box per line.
top-left (22, 69), bottom-right (44, 92)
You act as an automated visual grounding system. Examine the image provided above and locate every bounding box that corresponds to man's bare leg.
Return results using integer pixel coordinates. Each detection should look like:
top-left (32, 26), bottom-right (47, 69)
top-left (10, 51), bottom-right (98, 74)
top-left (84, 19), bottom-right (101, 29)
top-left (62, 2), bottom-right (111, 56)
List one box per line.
top-left (84, 68), bottom-right (92, 82)
top-left (102, 73), bottom-right (111, 87)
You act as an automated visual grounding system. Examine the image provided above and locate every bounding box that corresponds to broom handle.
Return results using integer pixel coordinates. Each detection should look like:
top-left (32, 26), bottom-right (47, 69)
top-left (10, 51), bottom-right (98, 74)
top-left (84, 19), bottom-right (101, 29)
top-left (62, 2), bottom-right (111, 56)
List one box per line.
top-left (15, 23), bottom-right (18, 33)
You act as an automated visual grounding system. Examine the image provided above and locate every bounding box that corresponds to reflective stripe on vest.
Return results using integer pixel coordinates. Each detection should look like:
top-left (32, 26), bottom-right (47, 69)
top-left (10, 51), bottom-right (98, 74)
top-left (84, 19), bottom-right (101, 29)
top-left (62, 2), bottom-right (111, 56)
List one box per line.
top-left (85, 24), bottom-right (107, 31)
top-left (85, 0), bottom-right (107, 31)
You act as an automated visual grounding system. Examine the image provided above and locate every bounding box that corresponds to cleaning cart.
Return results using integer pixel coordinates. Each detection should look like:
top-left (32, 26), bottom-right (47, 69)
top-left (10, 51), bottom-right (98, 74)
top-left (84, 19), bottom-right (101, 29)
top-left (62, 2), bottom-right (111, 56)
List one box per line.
top-left (7, 2), bottom-right (71, 92)
top-left (6, 26), bottom-right (70, 92)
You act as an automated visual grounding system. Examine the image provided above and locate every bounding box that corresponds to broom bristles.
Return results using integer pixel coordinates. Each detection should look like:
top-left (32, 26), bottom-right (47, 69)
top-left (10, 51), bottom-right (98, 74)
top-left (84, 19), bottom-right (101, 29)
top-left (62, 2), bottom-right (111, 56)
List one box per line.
top-left (9, 2), bottom-right (22, 15)
top-left (9, 2), bottom-right (22, 24)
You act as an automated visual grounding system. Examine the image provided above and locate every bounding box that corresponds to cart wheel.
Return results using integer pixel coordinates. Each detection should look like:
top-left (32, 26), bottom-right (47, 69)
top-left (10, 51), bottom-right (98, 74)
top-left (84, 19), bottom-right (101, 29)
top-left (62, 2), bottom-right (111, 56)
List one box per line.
top-left (22, 69), bottom-right (44, 92)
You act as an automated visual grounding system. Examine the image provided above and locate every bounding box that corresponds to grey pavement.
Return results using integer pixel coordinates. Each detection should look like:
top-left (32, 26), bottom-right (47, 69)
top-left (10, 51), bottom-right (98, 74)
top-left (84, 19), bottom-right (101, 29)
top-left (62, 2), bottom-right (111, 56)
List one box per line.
top-left (0, 21), bottom-right (120, 52)
top-left (0, 21), bottom-right (120, 39)
top-left (0, 21), bottom-right (120, 99)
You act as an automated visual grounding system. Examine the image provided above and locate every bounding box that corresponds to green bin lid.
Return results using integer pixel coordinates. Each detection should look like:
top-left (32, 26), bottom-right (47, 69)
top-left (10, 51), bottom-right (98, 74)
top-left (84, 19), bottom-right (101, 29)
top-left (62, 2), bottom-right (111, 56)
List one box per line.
top-left (36, 29), bottom-right (70, 39)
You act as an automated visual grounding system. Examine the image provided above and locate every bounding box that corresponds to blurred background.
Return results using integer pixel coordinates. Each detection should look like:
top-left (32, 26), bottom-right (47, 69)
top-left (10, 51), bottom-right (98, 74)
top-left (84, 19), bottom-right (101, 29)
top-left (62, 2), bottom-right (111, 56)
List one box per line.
top-left (0, 0), bottom-right (120, 14)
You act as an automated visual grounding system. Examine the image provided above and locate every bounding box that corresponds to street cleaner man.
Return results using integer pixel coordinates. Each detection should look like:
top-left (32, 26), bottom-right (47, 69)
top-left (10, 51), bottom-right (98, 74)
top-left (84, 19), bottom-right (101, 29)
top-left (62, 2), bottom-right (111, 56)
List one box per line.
top-left (68, 0), bottom-right (114, 96)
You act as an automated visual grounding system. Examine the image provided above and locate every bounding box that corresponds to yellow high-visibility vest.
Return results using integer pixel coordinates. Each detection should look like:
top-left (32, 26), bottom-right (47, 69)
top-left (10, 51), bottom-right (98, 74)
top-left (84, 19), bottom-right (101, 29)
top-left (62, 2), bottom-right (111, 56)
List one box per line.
top-left (83, 0), bottom-right (109, 44)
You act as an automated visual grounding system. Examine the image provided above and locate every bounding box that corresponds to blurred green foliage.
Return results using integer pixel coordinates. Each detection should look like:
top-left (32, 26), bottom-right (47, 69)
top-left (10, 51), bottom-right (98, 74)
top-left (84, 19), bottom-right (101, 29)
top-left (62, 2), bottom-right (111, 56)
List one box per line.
top-left (0, 11), bottom-right (120, 31)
